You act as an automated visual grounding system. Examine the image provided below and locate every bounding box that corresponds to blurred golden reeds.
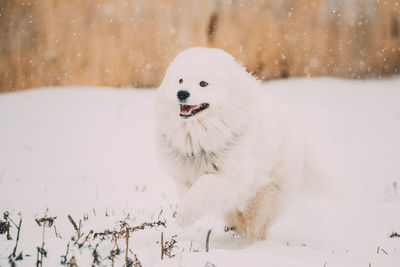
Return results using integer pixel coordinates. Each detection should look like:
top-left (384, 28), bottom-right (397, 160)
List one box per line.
top-left (0, 0), bottom-right (399, 92)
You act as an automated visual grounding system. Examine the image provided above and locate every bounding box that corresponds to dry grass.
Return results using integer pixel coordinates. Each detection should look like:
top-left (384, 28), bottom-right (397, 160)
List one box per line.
top-left (1, 211), bottom-right (169, 266)
top-left (0, 0), bottom-right (399, 92)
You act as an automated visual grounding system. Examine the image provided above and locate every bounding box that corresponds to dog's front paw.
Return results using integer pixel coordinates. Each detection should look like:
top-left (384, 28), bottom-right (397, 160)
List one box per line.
top-left (175, 202), bottom-right (200, 227)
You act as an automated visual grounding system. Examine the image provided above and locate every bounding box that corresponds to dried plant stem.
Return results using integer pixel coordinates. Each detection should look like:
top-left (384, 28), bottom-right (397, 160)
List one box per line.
top-left (111, 252), bottom-right (115, 267)
top-left (79, 230), bottom-right (93, 248)
top-left (67, 215), bottom-right (78, 231)
top-left (40, 220), bottom-right (46, 266)
top-left (78, 220), bottom-right (82, 239)
top-left (54, 225), bottom-right (62, 239)
top-left (133, 253), bottom-right (143, 267)
top-left (7, 221), bottom-right (11, 240)
top-left (60, 242), bottom-right (70, 265)
top-left (161, 232), bottom-right (164, 260)
top-left (11, 218), bottom-right (22, 258)
top-left (206, 229), bottom-right (212, 253)
top-left (125, 228), bottom-right (130, 264)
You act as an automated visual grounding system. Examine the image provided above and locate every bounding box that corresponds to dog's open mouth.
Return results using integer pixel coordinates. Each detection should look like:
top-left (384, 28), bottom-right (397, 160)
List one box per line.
top-left (180, 103), bottom-right (209, 118)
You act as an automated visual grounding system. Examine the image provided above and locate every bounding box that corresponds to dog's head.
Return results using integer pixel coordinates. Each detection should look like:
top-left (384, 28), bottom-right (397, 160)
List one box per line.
top-left (158, 47), bottom-right (253, 121)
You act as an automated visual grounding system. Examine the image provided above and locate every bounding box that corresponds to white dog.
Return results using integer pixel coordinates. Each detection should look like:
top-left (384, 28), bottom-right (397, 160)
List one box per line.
top-left (156, 47), bottom-right (318, 242)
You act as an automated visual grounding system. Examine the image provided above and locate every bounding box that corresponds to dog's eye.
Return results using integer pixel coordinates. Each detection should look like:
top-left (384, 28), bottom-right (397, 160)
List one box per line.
top-left (179, 78), bottom-right (183, 84)
top-left (199, 81), bottom-right (208, 87)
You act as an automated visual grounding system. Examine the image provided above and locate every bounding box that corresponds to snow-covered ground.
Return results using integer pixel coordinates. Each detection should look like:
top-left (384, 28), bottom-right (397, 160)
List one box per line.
top-left (1, 78), bottom-right (399, 266)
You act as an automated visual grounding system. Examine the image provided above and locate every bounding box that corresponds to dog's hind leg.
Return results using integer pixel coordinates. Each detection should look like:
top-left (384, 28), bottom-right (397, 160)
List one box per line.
top-left (225, 182), bottom-right (281, 243)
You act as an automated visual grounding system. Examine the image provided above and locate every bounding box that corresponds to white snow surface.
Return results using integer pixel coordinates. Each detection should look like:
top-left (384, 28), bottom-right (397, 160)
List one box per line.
top-left (1, 78), bottom-right (400, 266)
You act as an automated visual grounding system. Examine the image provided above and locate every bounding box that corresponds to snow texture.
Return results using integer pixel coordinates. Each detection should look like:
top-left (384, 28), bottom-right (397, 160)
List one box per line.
top-left (1, 78), bottom-right (400, 266)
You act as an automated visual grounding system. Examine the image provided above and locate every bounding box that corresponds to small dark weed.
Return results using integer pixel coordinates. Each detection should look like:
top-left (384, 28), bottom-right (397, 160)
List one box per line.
top-left (158, 233), bottom-right (178, 259)
top-left (36, 215), bottom-right (56, 267)
top-left (125, 253), bottom-right (142, 267)
top-left (5, 212), bottom-right (24, 266)
top-left (60, 242), bottom-right (70, 265)
top-left (67, 256), bottom-right (78, 267)
top-left (0, 220), bottom-right (10, 238)
top-left (389, 231), bottom-right (400, 238)
top-left (91, 243), bottom-right (102, 266)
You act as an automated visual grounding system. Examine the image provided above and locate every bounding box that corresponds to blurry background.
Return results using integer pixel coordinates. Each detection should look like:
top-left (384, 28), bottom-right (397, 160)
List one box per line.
top-left (0, 0), bottom-right (399, 92)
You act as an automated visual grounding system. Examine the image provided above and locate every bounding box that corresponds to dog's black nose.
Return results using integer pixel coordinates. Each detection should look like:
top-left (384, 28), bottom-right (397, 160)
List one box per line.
top-left (177, 90), bottom-right (190, 101)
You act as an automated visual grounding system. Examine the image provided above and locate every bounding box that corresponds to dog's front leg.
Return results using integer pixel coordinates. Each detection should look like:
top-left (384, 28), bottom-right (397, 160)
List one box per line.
top-left (176, 173), bottom-right (241, 227)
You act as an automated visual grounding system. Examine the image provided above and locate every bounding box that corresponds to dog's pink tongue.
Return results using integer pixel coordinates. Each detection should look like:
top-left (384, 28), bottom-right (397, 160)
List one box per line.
top-left (180, 105), bottom-right (195, 114)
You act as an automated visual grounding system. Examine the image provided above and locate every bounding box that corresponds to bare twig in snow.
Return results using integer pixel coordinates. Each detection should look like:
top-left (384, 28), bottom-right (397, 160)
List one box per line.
top-left (67, 215), bottom-right (78, 231)
top-left (160, 232), bottom-right (164, 260)
top-left (54, 225), bottom-right (62, 239)
top-left (78, 220), bottom-right (82, 239)
top-left (68, 215), bottom-right (84, 243)
top-left (35, 215), bottom-right (56, 267)
top-left (11, 217), bottom-right (22, 258)
top-left (79, 230), bottom-right (93, 248)
top-left (8, 215), bottom-right (23, 266)
top-left (125, 227), bottom-right (130, 265)
top-left (206, 229), bottom-right (212, 252)
top-left (60, 242), bottom-right (70, 265)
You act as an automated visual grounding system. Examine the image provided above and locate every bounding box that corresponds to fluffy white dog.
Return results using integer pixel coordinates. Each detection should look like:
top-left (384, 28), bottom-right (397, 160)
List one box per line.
top-left (156, 47), bottom-right (318, 242)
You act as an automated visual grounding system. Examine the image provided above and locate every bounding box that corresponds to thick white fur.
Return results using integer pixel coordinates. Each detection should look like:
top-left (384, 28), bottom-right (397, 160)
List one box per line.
top-left (156, 47), bottom-right (317, 242)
